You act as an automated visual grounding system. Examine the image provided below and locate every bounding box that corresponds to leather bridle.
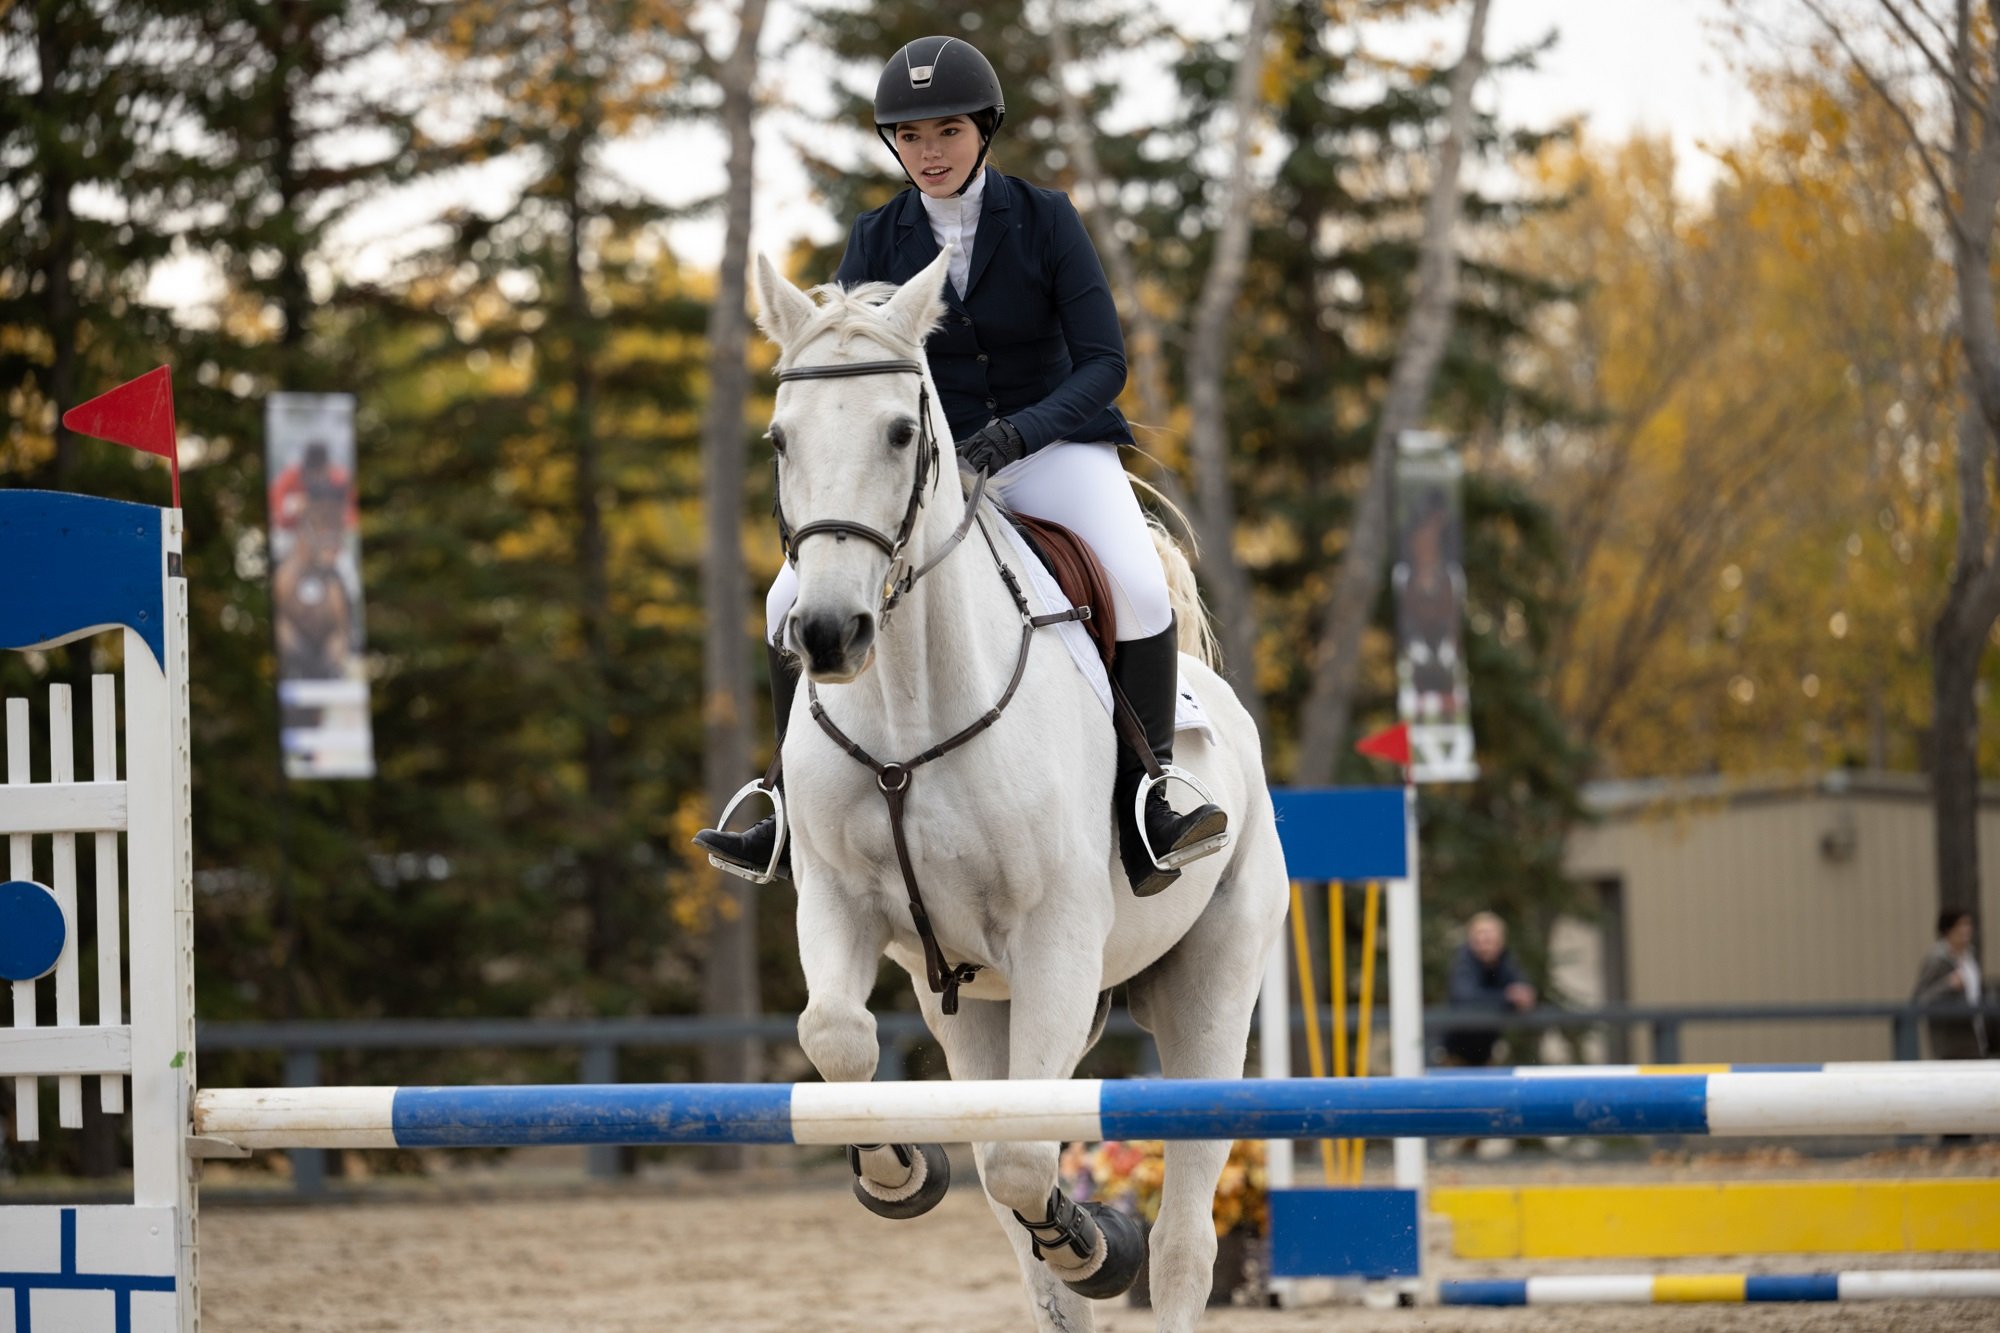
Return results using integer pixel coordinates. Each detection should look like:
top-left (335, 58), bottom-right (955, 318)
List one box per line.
top-left (772, 358), bottom-right (986, 625)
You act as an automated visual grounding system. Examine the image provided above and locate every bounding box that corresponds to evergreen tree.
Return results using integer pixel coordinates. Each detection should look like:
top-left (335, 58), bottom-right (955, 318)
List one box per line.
top-left (138, 0), bottom-right (462, 1024)
top-left (349, 0), bottom-right (715, 1015)
top-left (0, 0), bottom-right (191, 497)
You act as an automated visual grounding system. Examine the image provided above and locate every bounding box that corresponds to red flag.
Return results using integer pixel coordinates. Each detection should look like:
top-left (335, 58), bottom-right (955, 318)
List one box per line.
top-left (1354, 721), bottom-right (1412, 768)
top-left (63, 366), bottom-right (180, 508)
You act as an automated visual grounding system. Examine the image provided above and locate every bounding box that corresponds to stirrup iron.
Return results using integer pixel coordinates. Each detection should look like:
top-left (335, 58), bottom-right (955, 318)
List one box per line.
top-left (705, 779), bottom-right (788, 884)
top-left (1134, 764), bottom-right (1232, 871)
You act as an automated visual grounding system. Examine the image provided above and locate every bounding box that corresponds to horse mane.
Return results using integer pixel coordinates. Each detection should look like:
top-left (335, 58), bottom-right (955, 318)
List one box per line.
top-left (774, 282), bottom-right (927, 370)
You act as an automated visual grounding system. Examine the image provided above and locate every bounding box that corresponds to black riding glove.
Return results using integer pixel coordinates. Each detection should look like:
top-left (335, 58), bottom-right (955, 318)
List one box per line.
top-left (960, 418), bottom-right (1028, 475)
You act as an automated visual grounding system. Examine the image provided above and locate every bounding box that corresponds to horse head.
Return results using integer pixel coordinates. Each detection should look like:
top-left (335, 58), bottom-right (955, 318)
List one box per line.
top-left (753, 249), bottom-right (956, 682)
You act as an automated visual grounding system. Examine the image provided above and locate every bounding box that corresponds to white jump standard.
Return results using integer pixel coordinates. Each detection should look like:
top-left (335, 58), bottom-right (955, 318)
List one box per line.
top-left (189, 1068), bottom-right (2000, 1150)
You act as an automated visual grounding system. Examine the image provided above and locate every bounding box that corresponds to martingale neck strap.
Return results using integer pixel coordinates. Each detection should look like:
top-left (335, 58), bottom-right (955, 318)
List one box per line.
top-left (807, 508), bottom-right (1088, 1014)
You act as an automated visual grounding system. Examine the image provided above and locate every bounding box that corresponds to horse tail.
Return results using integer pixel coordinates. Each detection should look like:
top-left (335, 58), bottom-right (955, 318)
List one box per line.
top-left (1129, 472), bottom-right (1221, 672)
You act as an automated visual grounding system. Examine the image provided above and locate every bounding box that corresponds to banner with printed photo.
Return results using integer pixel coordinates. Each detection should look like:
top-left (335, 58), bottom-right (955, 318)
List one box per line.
top-left (1393, 430), bottom-right (1477, 782)
top-left (266, 392), bottom-right (375, 779)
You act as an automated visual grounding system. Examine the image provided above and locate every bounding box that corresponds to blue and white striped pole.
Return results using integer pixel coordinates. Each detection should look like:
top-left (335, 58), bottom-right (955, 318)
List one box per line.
top-left (192, 1067), bottom-right (2000, 1151)
top-left (1441, 1271), bottom-right (2000, 1305)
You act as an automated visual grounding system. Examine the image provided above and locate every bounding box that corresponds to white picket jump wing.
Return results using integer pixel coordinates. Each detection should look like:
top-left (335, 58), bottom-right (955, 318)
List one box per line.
top-left (0, 780), bottom-right (129, 835)
top-left (7, 694), bottom-right (39, 1141)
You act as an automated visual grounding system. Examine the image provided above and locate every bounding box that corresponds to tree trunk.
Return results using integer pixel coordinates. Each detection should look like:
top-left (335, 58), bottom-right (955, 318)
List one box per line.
top-left (271, 1), bottom-right (312, 360)
top-left (1178, 0), bottom-right (1275, 731)
top-left (1292, 0), bottom-right (1491, 784)
top-left (34, 8), bottom-right (77, 489)
top-left (698, 0), bottom-right (770, 1119)
top-left (1930, 0), bottom-right (2000, 945)
top-left (1931, 597), bottom-right (1985, 920)
top-left (562, 133), bottom-right (623, 978)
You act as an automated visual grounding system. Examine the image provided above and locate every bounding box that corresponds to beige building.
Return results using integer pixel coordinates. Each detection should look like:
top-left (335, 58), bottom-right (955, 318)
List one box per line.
top-left (1558, 773), bottom-right (2000, 1065)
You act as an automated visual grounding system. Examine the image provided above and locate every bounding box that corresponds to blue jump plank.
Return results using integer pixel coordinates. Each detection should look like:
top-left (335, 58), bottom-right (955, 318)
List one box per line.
top-left (0, 490), bottom-right (168, 667)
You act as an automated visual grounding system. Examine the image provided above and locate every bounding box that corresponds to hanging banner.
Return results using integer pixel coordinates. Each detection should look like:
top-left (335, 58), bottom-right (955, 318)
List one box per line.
top-left (266, 393), bottom-right (375, 779)
top-left (1393, 430), bottom-right (1477, 783)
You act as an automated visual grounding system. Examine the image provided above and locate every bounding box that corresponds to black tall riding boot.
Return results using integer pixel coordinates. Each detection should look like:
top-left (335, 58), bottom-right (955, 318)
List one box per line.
top-left (693, 642), bottom-right (800, 881)
top-left (1111, 619), bottom-right (1229, 896)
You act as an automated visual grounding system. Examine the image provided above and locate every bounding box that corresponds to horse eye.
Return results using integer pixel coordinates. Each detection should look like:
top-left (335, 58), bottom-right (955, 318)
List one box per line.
top-left (887, 419), bottom-right (915, 449)
top-left (768, 424), bottom-right (787, 454)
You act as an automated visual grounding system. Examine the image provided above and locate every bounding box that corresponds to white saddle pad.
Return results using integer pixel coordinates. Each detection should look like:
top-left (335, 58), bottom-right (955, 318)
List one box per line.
top-left (991, 515), bottom-right (1219, 746)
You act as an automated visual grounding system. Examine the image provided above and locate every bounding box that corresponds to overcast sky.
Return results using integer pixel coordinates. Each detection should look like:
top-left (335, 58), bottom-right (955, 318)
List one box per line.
top-left (1485, 0), bottom-right (1756, 190)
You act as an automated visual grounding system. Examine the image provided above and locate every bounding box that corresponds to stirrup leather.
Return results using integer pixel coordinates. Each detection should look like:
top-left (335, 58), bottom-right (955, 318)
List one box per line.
top-left (704, 779), bottom-right (788, 884)
top-left (1133, 765), bottom-right (1232, 871)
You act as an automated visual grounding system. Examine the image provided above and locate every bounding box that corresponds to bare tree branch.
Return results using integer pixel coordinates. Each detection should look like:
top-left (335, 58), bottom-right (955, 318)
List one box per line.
top-left (1800, 0), bottom-right (1966, 239)
top-left (1872, 0), bottom-right (1987, 112)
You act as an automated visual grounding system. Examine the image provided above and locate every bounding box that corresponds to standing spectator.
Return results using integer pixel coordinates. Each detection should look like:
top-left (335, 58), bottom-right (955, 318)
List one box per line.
top-left (1438, 913), bottom-right (1538, 1160)
top-left (1440, 912), bottom-right (1538, 1068)
top-left (1913, 909), bottom-right (1987, 1060)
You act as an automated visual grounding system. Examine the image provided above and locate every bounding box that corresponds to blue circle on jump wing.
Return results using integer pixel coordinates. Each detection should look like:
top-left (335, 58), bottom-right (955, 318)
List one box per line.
top-left (0, 880), bottom-right (67, 982)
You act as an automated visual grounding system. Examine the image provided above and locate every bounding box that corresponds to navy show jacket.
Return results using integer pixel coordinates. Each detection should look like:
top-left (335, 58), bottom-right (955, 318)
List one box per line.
top-left (834, 168), bottom-right (1133, 453)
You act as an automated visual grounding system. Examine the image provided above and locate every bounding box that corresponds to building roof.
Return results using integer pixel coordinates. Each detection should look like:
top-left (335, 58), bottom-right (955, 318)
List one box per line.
top-left (1582, 770), bottom-right (2000, 820)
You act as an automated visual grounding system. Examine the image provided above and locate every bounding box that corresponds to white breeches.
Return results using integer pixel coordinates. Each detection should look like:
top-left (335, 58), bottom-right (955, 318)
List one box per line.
top-left (766, 440), bottom-right (1172, 646)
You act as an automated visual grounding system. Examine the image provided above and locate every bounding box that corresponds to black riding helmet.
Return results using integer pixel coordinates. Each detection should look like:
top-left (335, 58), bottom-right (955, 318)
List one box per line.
top-left (873, 35), bottom-right (1006, 196)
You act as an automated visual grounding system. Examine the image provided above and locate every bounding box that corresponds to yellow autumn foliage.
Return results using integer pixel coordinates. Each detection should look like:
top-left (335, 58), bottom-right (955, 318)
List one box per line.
top-left (1494, 66), bottom-right (1982, 779)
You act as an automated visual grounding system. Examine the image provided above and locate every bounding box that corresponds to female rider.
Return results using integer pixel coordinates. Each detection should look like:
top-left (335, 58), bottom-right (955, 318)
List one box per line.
top-left (696, 34), bottom-right (1225, 897)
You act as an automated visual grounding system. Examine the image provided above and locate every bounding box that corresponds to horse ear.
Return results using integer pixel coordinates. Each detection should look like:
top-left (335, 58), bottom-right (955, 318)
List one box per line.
top-left (877, 247), bottom-right (952, 347)
top-left (754, 252), bottom-right (816, 348)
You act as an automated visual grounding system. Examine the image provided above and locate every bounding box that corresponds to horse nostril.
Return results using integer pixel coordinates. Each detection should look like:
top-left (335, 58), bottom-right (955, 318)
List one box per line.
top-left (797, 609), bottom-right (875, 672)
top-left (843, 613), bottom-right (876, 659)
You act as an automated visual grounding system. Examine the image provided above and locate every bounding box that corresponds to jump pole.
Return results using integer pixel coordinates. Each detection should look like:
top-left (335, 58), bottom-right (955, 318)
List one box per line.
top-left (190, 1067), bottom-right (2000, 1151)
top-left (1441, 1271), bottom-right (2000, 1306)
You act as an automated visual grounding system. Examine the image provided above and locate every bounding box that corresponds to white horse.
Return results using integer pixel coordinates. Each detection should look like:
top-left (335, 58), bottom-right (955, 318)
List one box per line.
top-left (753, 248), bottom-right (1289, 1333)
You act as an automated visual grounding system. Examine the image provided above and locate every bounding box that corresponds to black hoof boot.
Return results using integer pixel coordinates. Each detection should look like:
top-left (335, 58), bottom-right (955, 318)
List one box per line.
top-left (847, 1142), bottom-right (951, 1220)
top-left (693, 813), bottom-right (789, 883)
top-left (1014, 1189), bottom-right (1146, 1300)
top-left (1065, 1202), bottom-right (1145, 1299)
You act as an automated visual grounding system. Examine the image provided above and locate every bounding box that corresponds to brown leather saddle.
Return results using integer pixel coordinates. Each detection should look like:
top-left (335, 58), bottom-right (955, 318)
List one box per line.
top-left (1008, 511), bottom-right (1118, 673)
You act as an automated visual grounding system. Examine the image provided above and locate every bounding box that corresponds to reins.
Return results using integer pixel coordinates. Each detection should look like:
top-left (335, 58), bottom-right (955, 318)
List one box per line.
top-left (772, 355), bottom-right (1087, 1014)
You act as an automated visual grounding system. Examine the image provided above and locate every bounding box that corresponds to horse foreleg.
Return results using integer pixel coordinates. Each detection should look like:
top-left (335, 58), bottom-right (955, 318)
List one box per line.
top-left (924, 994), bottom-right (1098, 1333)
top-left (795, 889), bottom-right (945, 1211)
top-left (796, 887), bottom-right (886, 1083)
top-left (971, 951), bottom-right (1147, 1309)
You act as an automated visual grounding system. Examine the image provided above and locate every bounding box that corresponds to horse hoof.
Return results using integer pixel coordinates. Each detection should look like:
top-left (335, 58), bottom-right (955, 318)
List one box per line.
top-left (849, 1142), bottom-right (951, 1220)
top-left (1062, 1202), bottom-right (1145, 1300)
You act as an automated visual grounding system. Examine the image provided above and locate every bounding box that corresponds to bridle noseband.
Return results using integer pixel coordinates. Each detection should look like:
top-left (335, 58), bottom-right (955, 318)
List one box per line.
top-left (773, 357), bottom-right (984, 623)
